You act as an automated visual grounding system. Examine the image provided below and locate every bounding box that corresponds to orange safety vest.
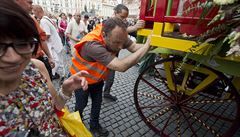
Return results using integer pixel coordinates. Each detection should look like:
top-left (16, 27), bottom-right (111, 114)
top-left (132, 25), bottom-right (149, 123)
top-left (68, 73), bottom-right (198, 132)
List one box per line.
top-left (70, 24), bottom-right (109, 84)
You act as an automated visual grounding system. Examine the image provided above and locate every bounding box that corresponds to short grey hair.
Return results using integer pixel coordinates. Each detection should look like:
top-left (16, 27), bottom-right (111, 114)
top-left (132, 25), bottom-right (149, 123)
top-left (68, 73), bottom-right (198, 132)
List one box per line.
top-left (113, 4), bottom-right (129, 14)
top-left (102, 17), bottom-right (127, 37)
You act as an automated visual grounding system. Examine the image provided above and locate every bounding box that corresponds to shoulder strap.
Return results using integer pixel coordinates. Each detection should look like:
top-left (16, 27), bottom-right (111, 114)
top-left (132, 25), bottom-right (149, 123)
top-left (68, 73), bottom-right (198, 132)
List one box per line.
top-left (43, 16), bottom-right (58, 29)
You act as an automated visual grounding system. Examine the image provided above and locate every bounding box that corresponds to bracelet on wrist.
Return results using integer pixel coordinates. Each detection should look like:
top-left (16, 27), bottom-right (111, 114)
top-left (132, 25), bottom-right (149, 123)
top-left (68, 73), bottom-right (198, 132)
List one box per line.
top-left (58, 87), bottom-right (71, 101)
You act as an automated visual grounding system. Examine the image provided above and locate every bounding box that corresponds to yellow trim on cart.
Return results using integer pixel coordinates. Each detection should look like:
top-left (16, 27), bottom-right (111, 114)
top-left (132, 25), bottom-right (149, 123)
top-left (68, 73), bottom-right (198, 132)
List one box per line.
top-left (151, 36), bottom-right (197, 52)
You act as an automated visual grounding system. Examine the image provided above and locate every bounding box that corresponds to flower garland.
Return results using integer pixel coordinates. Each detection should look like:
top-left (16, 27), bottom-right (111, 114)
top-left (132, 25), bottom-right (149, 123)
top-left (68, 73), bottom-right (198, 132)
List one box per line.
top-left (201, 0), bottom-right (240, 57)
top-left (213, 0), bottom-right (237, 5)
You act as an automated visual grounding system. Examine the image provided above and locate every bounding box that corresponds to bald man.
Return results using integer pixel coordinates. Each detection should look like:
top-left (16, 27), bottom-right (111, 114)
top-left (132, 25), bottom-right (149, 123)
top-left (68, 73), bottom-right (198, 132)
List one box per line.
top-left (33, 5), bottom-right (64, 79)
top-left (14, 0), bottom-right (55, 80)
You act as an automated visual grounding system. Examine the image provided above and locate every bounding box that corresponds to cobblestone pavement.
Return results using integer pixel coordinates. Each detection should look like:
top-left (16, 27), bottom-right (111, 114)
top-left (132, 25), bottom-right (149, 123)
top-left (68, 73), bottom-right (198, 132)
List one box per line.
top-left (54, 49), bottom-right (240, 137)
top-left (63, 50), bottom-right (159, 137)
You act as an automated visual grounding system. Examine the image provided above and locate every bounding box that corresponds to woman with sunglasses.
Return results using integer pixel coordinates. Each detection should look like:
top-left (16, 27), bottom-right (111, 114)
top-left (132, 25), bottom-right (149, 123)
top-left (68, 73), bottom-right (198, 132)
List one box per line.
top-left (0, 0), bottom-right (88, 136)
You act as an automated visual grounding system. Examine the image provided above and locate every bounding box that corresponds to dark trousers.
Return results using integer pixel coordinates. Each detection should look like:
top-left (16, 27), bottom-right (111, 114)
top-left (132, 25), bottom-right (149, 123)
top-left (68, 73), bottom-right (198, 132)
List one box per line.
top-left (104, 69), bottom-right (115, 94)
top-left (75, 81), bottom-right (104, 128)
top-left (104, 53), bottom-right (118, 94)
top-left (37, 56), bottom-right (53, 80)
top-left (59, 32), bottom-right (66, 45)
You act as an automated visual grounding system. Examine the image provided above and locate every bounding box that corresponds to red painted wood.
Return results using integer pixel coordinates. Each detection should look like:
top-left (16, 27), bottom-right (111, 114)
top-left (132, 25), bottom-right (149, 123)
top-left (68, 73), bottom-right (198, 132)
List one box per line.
top-left (139, 0), bottom-right (219, 35)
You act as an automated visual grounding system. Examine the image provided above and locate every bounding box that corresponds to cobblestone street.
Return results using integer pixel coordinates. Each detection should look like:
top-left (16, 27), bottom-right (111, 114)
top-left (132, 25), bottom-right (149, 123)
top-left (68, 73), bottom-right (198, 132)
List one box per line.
top-left (54, 50), bottom-right (240, 137)
top-left (63, 50), bottom-right (159, 137)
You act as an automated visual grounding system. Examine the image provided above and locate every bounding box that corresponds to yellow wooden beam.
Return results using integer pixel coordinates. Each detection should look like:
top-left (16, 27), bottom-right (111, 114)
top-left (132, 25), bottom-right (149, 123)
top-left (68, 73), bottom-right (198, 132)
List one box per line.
top-left (153, 23), bottom-right (163, 35)
top-left (181, 64), bottom-right (218, 95)
top-left (151, 35), bottom-right (198, 52)
top-left (164, 23), bottom-right (174, 32)
top-left (232, 77), bottom-right (240, 92)
top-left (137, 29), bottom-right (152, 37)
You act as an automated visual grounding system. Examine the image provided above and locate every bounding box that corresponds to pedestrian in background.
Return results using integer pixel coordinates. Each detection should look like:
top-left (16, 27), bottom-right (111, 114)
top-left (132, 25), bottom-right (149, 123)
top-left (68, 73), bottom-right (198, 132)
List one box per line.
top-left (82, 14), bottom-right (90, 34)
top-left (66, 12), bottom-right (85, 55)
top-left (103, 4), bottom-right (146, 101)
top-left (58, 12), bottom-right (68, 45)
top-left (14, 0), bottom-right (55, 80)
top-left (33, 5), bottom-right (65, 79)
top-left (88, 20), bottom-right (95, 32)
top-left (67, 13), bottom-right (73, 22)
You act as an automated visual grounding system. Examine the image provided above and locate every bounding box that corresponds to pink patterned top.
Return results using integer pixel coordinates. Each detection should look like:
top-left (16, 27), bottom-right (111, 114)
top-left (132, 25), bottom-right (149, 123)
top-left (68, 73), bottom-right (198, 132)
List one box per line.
top-left (0, 62), bottom-right (65, 136)
top-left (58, 20), bottom-right (67, 33)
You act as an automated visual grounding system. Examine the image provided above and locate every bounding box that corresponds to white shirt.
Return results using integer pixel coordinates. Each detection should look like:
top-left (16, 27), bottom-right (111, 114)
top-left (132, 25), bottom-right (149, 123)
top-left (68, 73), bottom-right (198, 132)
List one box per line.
top-left (81, 20), bottom-right (89, 33)
top-left (40, 16), bottom-right (63, 53)
top-left (65, 19), bottom-right (85, 46)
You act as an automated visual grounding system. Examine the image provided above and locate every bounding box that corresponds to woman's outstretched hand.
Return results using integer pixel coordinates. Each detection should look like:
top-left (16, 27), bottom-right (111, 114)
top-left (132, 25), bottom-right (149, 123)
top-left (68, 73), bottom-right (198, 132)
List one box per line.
top-left (62, 71), bottom-right (89, 96)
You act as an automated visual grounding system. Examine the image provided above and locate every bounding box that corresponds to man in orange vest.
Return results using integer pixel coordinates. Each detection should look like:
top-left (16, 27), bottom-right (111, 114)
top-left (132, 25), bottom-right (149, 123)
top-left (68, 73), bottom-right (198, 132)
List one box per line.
top-left (70, 17), bottom-right (150, 136)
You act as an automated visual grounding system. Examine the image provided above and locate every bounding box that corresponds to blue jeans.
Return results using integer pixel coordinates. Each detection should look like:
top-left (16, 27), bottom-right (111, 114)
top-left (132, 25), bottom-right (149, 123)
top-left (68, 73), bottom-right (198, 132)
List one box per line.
top-left (75, 81), bottom-right (104, 128)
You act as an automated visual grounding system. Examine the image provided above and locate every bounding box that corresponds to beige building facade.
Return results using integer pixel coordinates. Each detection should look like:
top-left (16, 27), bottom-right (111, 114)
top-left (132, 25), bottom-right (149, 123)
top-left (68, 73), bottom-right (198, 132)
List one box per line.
top-left (32, 0), bottom-right (119, 17)
top-left (123, 0), bottom-right (140, 18)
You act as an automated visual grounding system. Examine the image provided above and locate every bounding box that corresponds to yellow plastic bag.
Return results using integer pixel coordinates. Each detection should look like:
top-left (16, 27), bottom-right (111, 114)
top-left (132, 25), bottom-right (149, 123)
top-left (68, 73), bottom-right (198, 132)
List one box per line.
top-left (56, 107), bottom-right (92, 137)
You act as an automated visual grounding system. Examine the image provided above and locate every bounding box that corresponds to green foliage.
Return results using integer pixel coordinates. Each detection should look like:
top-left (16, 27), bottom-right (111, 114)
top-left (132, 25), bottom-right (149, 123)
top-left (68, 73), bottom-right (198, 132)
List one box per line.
top-left (201, 0), bottom-right (240, 57)
top-left (174, 0), bottom-right (240, 75)
top-left (184, 0), bottom-right (240, 59)
top-left (138, 53), bottom-right (156, 74)
top-left (183, 1), bottom-right (213, 16)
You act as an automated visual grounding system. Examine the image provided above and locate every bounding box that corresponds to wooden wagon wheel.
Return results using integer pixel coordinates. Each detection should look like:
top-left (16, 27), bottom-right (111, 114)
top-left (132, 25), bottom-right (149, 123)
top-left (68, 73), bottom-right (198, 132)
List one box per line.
top-left (134, 57), bottom-right (240, 137)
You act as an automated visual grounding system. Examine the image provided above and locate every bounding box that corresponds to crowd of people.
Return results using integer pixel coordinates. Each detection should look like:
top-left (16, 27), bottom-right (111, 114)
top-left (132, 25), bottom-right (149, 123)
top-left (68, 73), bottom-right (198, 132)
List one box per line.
top-left (0, 0), bottom-right (150, 137)
top-left (31, 6), bottom-right (141, 81)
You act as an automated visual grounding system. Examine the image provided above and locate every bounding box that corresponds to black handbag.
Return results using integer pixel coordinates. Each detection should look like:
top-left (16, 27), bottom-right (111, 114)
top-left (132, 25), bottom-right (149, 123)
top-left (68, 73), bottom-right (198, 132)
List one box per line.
top-left (6, 128), bottom-right (42, 137)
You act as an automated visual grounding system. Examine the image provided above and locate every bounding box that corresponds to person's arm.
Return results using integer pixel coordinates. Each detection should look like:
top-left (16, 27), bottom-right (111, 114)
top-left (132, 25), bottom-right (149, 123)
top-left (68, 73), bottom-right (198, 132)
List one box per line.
top-left (127, 42), bottom-right (144, 53)
top-left (66, 33), bottom-right (79, 42)
top-left (127, 20), bottom-right (145, 33)
top-left (39, 19), bottom-right (55, 68)
top-left (107, 36), bottom-right (151, 72)
top-left (32, 59), bottom-right (88, 110)
top-left (41, 40), bottom-right (55, 68)
top-left (32, 16), bottom-right (55, 68)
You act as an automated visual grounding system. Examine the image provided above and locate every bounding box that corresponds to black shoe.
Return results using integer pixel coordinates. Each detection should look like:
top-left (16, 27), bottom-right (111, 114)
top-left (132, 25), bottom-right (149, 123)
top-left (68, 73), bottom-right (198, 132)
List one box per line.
top-left (104, 94), bottom-right (117, 101)
top-left (90, 124), bottom-right (109, 137)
